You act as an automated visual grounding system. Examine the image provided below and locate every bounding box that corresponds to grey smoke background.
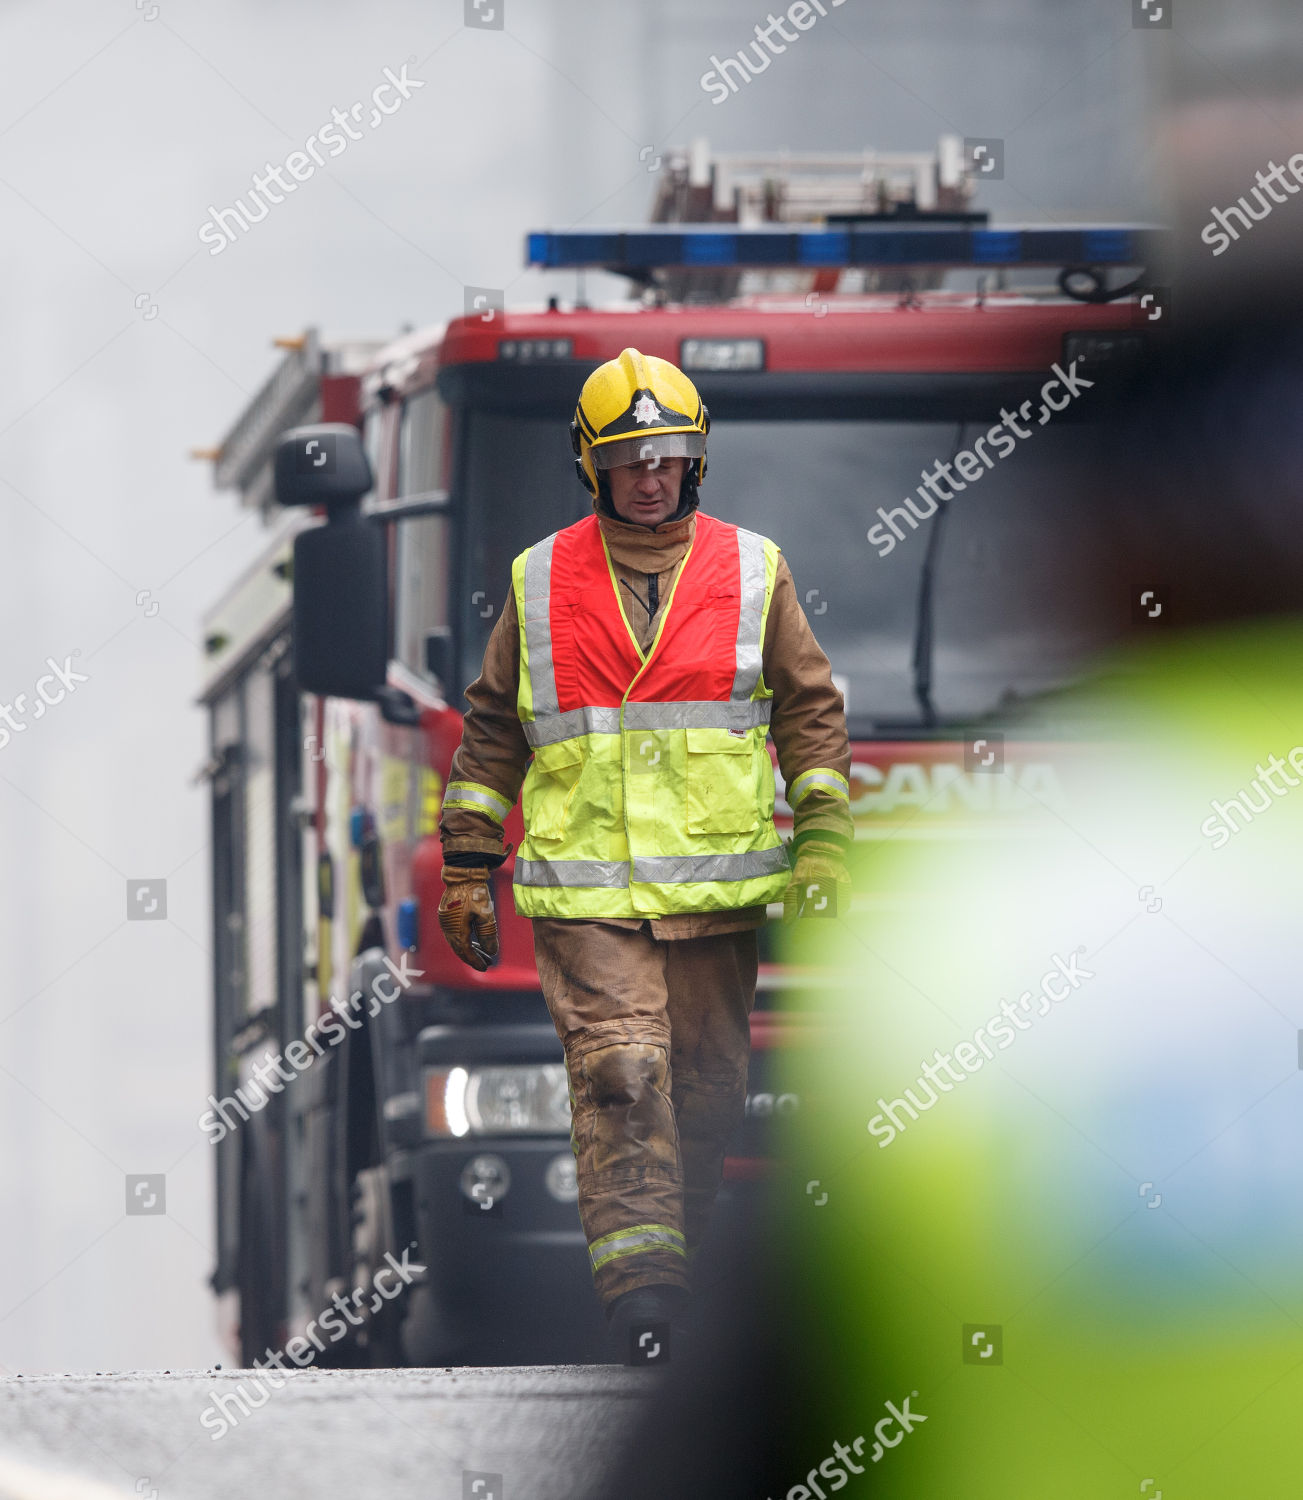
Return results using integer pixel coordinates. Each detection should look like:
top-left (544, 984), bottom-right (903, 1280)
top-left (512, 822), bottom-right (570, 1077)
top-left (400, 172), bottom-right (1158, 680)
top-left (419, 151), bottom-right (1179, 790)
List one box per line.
top-left (0, 0), bottom-right (1155, 1374)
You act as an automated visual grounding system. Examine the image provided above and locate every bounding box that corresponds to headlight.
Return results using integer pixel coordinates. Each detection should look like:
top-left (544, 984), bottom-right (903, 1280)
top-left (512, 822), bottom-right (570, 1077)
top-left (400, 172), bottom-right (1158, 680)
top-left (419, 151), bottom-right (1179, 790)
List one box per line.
top-left (425, 1063), bottom-right (571, 1137)
top-left (544, 1152), bottom-right (579, 1202)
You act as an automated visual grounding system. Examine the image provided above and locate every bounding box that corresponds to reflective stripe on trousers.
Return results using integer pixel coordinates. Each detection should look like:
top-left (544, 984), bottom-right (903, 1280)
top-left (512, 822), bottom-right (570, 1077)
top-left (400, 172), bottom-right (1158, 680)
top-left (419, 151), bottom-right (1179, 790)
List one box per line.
top-left (588, 1222), bottom-right (687, 1274)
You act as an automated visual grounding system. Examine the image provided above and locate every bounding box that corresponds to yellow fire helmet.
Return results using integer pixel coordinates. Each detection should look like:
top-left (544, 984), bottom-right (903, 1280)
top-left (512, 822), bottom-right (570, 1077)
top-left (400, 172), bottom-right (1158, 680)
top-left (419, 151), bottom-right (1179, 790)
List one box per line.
top-left (569, 347), bottom-right (710, 506)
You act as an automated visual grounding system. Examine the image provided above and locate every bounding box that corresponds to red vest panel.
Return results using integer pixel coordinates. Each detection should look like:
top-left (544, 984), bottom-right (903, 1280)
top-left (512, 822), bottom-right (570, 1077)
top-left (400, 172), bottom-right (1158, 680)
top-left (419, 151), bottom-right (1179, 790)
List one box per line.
top-left (546, 512), bottom-right (743, 709)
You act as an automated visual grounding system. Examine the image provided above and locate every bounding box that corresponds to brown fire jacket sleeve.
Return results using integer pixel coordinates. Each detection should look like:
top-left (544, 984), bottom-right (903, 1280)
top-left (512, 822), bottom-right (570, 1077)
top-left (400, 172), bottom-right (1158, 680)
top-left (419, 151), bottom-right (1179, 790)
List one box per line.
top-left (439, 591), bottom-right (532, 863)
top-left (438, 552), bottom-right (854, 860)
top-left (763, 554), bottom-right (854, 849)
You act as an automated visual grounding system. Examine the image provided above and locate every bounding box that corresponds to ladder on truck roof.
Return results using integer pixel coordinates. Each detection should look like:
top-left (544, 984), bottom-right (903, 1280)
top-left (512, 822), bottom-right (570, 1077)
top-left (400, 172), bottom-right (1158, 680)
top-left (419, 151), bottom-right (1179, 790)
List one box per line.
top-left (209, 330), bottom-right (385, 517)
top-left (652, 137), bottom-right (976, 226)
top-left (648, 136), bottom-right (981, 301)
top-left (650, 138), bottom-right (977, 301)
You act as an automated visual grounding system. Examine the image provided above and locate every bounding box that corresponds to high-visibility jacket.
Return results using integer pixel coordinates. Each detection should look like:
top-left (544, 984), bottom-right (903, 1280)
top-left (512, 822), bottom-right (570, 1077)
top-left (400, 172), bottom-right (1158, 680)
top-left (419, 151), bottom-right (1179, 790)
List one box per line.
top-left (508, 511), bottom-right (792, 918)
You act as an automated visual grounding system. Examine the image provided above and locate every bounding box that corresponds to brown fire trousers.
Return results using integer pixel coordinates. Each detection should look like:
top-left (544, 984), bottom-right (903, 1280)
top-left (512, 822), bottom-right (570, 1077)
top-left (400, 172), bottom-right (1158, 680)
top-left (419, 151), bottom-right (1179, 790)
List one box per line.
top-left (534, 916), bottom-right (757, 1302)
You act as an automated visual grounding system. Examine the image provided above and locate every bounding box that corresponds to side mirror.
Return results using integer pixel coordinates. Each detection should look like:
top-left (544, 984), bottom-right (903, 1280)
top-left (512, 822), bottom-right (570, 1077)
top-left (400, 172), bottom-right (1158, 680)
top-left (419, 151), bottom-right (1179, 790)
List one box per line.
top-left (274, 423), bottom-right (372, 512)
top-left (291, 515), bottom-right (389, 701)
top-left (276, 424), bottom-right (388, 701)
top-left (424, 627), bottom-right (454, 690)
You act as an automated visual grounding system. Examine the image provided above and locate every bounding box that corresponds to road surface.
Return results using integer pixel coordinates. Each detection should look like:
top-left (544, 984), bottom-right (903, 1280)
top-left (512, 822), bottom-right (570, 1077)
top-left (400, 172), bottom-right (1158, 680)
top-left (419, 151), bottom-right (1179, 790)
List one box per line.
top-left (0, 1366), bottom-right (653, 1500)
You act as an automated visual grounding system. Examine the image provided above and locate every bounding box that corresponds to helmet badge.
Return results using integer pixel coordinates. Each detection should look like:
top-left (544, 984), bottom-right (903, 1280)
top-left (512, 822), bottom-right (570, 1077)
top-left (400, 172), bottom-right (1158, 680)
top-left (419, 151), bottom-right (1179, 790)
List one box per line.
top-left (631, 393), bottom-right (661, 426)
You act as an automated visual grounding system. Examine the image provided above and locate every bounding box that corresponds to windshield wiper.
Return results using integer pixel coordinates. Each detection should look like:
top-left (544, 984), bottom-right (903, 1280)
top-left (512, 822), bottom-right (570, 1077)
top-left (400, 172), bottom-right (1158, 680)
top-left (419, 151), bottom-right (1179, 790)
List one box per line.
top-left (911, 422), bottom-right (968, 729)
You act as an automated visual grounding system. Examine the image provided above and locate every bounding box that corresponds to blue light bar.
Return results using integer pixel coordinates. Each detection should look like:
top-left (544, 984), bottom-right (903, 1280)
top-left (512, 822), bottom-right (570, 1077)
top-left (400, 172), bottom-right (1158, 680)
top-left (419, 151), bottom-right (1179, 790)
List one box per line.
top-left (526, 225), bottom-right (1167, 273)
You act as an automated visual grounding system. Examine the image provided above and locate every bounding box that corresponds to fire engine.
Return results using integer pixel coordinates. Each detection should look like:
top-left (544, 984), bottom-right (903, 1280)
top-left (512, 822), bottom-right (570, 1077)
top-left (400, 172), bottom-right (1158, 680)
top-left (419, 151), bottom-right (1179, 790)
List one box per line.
top-left (198, 139), bottom-right (1163, 1366)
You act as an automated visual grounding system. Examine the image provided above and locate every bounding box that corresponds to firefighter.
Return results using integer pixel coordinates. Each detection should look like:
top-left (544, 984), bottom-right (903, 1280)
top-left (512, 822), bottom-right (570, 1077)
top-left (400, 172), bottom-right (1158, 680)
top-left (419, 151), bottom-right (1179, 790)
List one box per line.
top-left (436, 348), bottom-right (852, 1351)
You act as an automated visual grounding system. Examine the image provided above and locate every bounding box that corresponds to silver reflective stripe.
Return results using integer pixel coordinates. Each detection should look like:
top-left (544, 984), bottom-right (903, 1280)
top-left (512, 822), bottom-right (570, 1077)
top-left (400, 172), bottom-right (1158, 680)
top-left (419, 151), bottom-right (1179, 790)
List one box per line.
top-left (517, 847), bottom-right (789, 888)
top-left (623, 699), bottom-right (771, 733)
top-left (787, 768), bottom-right (851, 807)
top-left (515, 857), bottom-right (629, 889)
top-left (523, 704), bottom-right (622, 748)
top-left (522, 533), bottom-right (559, 721)
top-left (731, 526), bottom-right (769, 702)
top-left (589, 1225), bottom-right (687, 1272)
top-left (631, 846), bottom-right (789, 885)
top-left (443, 783), bottom-right (512, 823)
top-left (523, 698), bottom-right (773, 747)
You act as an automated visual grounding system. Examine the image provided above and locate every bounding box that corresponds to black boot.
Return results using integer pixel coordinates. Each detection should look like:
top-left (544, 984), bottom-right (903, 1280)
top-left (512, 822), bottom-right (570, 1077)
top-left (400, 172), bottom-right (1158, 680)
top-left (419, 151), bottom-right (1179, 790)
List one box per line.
top-left (606, 1284), bottom-right (692, 1367)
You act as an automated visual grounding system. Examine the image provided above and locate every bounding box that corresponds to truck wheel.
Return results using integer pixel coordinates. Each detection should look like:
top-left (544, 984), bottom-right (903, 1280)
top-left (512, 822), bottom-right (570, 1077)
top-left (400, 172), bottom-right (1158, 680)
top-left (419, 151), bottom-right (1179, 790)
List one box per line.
top-left (348, 1163), bottom-right (404, 1366)
top-left (400, 1282), bottom-right (470, 1367)
top-left (236, 1150), bottom-right (283, 1367)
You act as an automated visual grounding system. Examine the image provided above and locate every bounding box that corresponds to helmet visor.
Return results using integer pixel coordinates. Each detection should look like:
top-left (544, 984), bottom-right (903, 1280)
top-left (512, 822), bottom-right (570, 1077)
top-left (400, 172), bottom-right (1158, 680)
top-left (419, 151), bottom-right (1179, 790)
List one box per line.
top-left (592, 431), bottom-right (707, 471)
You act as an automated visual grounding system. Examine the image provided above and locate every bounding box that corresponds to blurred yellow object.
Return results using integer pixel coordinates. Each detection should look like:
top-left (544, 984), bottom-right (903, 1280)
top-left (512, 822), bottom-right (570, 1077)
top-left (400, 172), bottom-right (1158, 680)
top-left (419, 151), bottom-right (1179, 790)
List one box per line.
top-left (778, 619), bottom-right (1303, 1498)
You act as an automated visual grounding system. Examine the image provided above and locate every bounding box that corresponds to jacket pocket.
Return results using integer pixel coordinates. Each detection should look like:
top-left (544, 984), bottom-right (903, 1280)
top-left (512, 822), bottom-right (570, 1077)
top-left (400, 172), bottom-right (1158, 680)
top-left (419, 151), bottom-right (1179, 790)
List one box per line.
top-left (685, 727), bottom-right (760, 835)
top-left (523, 740), bottom-right (585, 841)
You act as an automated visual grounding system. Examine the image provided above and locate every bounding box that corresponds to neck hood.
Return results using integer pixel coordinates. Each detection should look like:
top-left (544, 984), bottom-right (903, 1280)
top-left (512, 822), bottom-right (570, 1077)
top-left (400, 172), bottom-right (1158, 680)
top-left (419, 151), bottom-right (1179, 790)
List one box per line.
top-left (596, 508), bottom-right (696, 553)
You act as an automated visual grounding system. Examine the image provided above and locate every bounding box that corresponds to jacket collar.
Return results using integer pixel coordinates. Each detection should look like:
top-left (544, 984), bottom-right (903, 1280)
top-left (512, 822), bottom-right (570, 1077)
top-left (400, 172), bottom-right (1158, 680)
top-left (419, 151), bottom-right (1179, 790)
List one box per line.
top-left (596, 510), bottom-right (696, 550)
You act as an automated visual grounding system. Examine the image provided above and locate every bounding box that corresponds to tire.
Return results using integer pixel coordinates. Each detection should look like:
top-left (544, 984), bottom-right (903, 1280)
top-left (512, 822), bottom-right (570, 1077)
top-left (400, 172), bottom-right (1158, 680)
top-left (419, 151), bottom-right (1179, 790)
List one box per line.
top-left (236, 1137), bottom-right (284, 1366)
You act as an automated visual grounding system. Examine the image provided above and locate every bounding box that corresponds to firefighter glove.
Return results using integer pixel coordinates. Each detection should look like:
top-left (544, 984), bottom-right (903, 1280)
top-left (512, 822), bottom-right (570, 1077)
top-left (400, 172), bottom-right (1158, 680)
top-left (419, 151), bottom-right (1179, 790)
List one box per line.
top-left (783, 838), bottom-right (852, 925)
top-left (438, 864), bottom-right (499, 971)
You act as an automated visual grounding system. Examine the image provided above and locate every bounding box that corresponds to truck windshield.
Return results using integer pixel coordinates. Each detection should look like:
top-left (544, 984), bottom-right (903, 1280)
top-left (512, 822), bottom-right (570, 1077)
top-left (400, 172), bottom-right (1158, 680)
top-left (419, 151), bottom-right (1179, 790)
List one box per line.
top-left (458, 409), bottom-right (1109, 734)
